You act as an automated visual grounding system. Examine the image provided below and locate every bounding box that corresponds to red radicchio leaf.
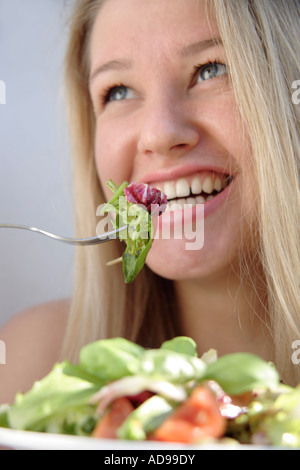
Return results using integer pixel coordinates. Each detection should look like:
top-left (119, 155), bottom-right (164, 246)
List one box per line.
top-left (124, 182), bottom-right (168, 216)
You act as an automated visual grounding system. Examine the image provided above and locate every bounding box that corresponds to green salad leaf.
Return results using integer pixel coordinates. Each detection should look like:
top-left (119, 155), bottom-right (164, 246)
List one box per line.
top-left (139, 349), bottom-right (206, 383)
top-left (7, 362), bottom-right (101, 432)
top-left (101, 180), bottom-right (154, 284)
top-left (0, 405), bottom-right (9, 428)
top-left (80, 337), bottom-right (144, 381)
top-left (262, 386), bottom-right (300, 447)
top-left (202, 352), bottom-right (280, 396)
top-left (161, 336), bottom-right (198, 357)
top-left (117, 395), bottom-right (174, 441)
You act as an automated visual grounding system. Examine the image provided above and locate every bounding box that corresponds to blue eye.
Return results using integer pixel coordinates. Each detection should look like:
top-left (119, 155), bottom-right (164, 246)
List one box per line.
top-left (196, 62), bottom-right (227, 83)
top-left (103, 85), bottom-right (134, 104)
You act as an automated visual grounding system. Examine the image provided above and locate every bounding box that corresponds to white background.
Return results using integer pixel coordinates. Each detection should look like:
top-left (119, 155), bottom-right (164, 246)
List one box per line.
top-left (0, 1), bottom-right (76, 327)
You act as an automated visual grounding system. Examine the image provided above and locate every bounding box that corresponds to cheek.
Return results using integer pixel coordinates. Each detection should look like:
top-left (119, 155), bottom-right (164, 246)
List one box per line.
top-left (217, 102), bottom-right (255, 209)
top-left (94, 119), bottom-right (135, 199)
top-left (214, 96), bottom-right (249, 165)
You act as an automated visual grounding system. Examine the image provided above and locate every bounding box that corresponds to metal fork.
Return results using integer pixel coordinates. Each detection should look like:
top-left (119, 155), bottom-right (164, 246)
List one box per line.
top-left (0, 223), bottom-right (127, 246)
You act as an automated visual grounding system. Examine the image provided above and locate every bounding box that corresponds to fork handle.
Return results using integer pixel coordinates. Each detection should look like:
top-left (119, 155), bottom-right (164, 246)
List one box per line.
top-left (0, 223), bottom-right (127, 246)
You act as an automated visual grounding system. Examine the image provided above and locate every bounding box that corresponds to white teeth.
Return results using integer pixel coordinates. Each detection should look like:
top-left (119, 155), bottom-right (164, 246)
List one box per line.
top-left (186, 197), bottom-right (196, 207)
top-left (213, 177), bottom-right (222, 192)
top-left (202, 176), bottom-right (214, 194)
top-left (167, 199), bottom-right (184, 211)
top-left (175, 178), bottom-right (190, 198)
top-left (191, 175), bottom-right (202, 195)
top-left (177, 198), bottom-right (186, 206)
top-left (161, 172), bottom-right (228, 206)
top-left (167, 197), bottom-right (196, 211)
top-left (164, 181), bottom-right (176, 200)
top-left (196, 195), bottom-right (205, 204)
top-left (166, 194), bottom-right (211, 211)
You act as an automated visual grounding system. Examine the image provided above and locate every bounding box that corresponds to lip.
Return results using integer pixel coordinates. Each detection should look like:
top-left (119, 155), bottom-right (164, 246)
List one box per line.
top-left (140, 164), bottom-right (233, 186)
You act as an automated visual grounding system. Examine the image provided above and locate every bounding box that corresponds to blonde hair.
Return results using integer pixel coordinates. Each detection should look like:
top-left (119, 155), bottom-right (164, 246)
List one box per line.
top-left (62, 0), bottom-right (300, 385)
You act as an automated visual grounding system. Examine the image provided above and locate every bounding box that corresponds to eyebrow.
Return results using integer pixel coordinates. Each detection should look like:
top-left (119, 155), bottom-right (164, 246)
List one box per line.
top-left (89, 59), bottom-right (132, 85)
top-left (89, 38), bottom-right (223, 85)
top-left (178, 38), bottom-right (222, 58)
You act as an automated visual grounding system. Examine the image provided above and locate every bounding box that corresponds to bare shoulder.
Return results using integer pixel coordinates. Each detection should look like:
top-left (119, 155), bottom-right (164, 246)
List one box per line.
top-left (0, 299), bottom-right (70, 405)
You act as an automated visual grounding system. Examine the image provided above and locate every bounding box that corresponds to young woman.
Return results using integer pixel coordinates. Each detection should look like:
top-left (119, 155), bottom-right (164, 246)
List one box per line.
top-left (0, 0), bottom-right (299, 405)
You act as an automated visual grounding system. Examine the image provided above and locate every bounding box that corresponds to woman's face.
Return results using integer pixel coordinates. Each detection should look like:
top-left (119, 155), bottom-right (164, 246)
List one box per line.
top-left (89, 0), bottom-right (255, 280)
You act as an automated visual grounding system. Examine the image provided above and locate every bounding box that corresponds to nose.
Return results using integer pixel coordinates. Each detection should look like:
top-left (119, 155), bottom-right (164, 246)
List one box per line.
top-left (137, 94), bottom-right (200, 158)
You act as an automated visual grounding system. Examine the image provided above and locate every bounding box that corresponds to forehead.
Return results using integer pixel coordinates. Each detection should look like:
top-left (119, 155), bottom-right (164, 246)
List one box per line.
top-left (89, 0), bottom-right (218, 68)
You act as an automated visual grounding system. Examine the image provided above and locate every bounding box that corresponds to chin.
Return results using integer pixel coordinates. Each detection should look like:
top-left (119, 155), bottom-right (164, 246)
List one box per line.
top-left (145, 236), bottom-right (237, 281)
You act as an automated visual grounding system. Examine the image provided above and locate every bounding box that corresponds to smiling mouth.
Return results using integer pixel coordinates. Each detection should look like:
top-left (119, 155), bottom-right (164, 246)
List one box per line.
top-left (152, 172), bottom-right (234, 211)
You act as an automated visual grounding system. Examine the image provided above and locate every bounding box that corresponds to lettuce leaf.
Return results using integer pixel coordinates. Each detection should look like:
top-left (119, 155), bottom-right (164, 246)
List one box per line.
top-left (7, 362), bottom-right (101, 431)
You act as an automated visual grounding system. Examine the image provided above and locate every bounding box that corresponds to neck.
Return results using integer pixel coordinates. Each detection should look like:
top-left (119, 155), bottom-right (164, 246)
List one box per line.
top-left (174, 268), bottom-right (273, 362)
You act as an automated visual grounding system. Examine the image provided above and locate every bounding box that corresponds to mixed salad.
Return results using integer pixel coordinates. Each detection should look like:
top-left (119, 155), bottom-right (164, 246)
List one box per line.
top-left (1, 336), bottom-right (300, 448)
top-left (101, 180), bottom-right (167, 283)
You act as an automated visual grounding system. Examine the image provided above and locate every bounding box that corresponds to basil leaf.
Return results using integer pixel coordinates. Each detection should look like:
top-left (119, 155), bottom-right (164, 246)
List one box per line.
top-left (79, 338), bottom-right (144, 381)
top-left (139, 349), bottom-right (206, 383)
top-left (161, 336), bottom-right (198, 357)
top-left (202, 353), bottom-right (280, 396)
